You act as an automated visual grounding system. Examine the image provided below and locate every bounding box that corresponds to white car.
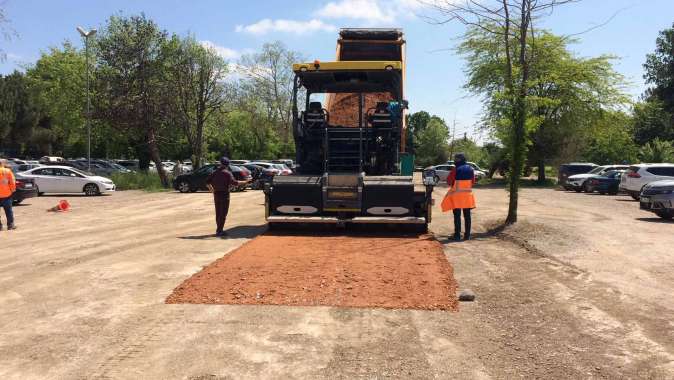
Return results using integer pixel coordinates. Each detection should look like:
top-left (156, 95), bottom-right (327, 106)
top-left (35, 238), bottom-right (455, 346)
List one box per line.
top-left (20, 166), bottom-right (116, 196)
top-left (566, 164), bottom-right (629, 192)
top-left (425, 164), bottom-right (454, 185)
top-left (620, 163), bottom-right (674, 200)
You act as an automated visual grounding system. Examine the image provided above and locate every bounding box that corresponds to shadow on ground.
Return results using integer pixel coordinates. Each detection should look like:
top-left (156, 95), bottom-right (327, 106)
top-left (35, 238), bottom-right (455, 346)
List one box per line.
top-left (635, 217), bottom-right (673, 224)
top-left (178, 224), bottom-right (267, 240)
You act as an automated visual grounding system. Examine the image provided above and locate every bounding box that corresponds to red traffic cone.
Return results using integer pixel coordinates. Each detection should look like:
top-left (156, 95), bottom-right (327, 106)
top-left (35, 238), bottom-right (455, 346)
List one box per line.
top-left (47, 200), bottom-right (70, 212)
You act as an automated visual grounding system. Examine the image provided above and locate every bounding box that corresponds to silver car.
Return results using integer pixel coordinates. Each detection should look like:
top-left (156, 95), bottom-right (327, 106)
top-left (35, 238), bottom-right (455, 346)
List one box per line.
top-left (639, 180), bottom-right (674, 220)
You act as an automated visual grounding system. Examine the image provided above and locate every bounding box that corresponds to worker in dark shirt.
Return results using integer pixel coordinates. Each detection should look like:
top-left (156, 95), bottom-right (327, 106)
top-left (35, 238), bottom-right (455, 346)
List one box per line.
top-left (206, 157), bottom-right (248, 236)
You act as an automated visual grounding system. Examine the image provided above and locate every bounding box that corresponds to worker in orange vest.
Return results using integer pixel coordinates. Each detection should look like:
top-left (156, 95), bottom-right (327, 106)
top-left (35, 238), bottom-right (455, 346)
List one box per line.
top-left (0, 159), bottom-right (17, 231)
top-left (441, 153), bottom-right (476, 241)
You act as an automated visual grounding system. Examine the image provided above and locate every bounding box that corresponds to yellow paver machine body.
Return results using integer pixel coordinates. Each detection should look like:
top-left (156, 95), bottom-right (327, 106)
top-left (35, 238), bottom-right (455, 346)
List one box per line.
top-left (265, 28), bottom-right (433, 230)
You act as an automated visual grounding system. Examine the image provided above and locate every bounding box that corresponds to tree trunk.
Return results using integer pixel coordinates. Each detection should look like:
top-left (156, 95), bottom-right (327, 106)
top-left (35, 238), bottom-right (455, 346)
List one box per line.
top-left (537, 161), bottom-right (546, 182)
top-left (147, 127), bottom-right (169, 187)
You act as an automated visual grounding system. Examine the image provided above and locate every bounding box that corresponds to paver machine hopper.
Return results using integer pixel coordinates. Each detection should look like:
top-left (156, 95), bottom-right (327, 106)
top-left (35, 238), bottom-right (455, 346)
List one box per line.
top-left (265, 28), bottom-right (434, 230)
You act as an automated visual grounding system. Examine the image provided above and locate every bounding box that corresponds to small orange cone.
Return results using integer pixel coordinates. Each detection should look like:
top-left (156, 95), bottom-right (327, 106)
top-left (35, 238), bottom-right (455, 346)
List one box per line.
top-left (47, 200), bottom-right (70, 212)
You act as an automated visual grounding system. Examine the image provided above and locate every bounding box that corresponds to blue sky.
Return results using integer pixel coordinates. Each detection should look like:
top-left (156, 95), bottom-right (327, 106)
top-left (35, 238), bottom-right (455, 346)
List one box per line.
top-left (1, 0), bottom-right (673, 141)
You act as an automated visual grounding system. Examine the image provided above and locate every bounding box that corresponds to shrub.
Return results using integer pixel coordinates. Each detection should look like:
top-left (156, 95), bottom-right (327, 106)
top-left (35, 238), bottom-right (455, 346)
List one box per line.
top-left (110, 172), bottom-right (168, 192)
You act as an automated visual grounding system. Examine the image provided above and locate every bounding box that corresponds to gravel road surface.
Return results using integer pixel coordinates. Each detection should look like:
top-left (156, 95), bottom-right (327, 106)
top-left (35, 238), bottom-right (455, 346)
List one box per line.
top-left (0, 187), bottom-right (672, 379)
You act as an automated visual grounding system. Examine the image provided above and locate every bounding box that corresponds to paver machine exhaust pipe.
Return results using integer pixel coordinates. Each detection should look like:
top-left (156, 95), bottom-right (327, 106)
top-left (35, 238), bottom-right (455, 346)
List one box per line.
top-left (264, 28), bottom-right (434, 231)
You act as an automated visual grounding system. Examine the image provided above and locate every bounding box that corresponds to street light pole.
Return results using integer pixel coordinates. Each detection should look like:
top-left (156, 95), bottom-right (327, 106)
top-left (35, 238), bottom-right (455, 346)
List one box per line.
top-left (77, 26), bottom-right (96, 172)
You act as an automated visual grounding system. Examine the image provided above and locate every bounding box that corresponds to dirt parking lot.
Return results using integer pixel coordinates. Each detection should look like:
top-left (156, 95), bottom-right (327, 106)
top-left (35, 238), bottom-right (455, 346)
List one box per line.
top-left (1, 187), bottom-right (673, 379)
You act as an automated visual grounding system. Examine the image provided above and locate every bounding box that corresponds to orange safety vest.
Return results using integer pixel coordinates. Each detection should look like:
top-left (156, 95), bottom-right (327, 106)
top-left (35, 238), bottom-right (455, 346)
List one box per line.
top-left (0, 167), bottom-right (16, 198)
top-left (441, 179), bottom-right (476, 212)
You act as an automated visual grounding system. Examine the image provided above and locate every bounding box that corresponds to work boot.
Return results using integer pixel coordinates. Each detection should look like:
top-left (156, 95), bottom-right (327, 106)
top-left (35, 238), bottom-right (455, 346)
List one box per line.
top-left (463, 233), bottom-right (471, 241)
top-left (452, 233), bottom-right (461, 241)
top-left (7, 224), bottom-right (16, 230)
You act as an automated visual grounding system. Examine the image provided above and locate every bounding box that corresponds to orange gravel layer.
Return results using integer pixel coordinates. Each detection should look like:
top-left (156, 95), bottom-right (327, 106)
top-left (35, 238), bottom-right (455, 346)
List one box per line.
top-left (166, 234), bottom-right (458, 311)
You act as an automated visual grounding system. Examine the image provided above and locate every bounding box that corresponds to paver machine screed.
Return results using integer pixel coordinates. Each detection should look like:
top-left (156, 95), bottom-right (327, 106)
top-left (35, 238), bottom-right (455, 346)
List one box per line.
top-left (265, 28), bottom-right (434, 230)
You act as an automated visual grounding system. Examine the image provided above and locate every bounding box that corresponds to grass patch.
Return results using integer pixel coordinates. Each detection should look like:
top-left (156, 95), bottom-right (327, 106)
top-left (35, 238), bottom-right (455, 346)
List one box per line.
top-left (477, 177), bottom-right (558, 188)
top-left (110, 172), bottom-right (170, 192)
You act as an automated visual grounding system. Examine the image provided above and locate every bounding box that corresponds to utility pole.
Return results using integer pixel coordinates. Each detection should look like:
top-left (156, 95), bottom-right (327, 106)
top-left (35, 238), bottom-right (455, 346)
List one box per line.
top-left (77, 26), bottom-right (96, 171)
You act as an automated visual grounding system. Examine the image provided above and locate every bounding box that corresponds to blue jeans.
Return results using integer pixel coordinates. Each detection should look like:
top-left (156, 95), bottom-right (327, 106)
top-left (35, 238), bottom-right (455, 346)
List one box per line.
top-left (0, 197), bottom-right (13, 226)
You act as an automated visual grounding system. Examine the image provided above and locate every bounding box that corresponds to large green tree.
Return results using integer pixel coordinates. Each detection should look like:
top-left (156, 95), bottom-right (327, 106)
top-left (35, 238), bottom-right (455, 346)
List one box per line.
top-left (459, 28), bottom-right (627, 182)
top-left (95, 14), bottom-right (171, 185)
top-left (644, 23), bottom-right (674, 113)
top-left (415, 117), bottom-right (450, 167)
top-left (27, 42), bottom-right (87, 157)
top-left (165, 35), bottom-right (229, 169)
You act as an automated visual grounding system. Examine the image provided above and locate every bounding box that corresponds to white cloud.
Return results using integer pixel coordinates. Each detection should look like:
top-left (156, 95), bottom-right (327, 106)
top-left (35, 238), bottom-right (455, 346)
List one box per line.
top-left (235, 18), bottom-right (337, 35)
top-left (315, 0), bottom-right (394, 24)
top-left (199, 40), bottom-right (240, 60)
top-left (314, 0), bottom-right (424, 24)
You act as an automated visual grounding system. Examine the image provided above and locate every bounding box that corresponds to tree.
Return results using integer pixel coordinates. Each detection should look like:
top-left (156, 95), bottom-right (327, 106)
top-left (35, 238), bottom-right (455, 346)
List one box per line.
top-left (95, 14), bottom-right (171, 185)
top-left (238, 41), bottom-right (303, 155)
top-left (166, 36), bottom-right (228, 169)
top-left (0, 72), bottom-right (40, 156)
top-left (638, 138), bottom-right (674, 163)
top-left (644, 23), bottom-right (674, 113)
top-left (27, 42), bottom-right (87, 157)
top-left (582, 111), bottom-right (638, 165)
top-left (632, 99), bottom-right (674, 145)
top-left (416, 117), bottom-right (450, 167)
top-left (431, 0), bottom-right (578, 224)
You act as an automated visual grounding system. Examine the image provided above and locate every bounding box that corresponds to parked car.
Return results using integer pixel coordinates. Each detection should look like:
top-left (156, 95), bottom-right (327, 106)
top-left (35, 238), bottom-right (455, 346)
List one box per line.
top-left (249, 162), bottom-right (292, 176)
top-left (584, 170), bottom-right (625, 195)
top-left (15, 163), bottom-right (42, 172)
top-left (20, 166), bottom-right (115, 195)
top-left (116, 160), bottom-right (140, 171)
top-left (639, 180), bottom-right (674, 219)
top-left (173, 164), bottom-right (252, 193)
top-left (424, 164), bottom-right (454, 185)
top-left (39, 156), bottom-right (66, 164)
top-left (242, 164), bottom-right (265, 189)
top-left (565, 164), bottom-right (628, 192)
top-left (558, 163), bottom-right (598, 190)
top-left (8, 166), bottom-right (38, 204)
top-left (446, 161), bottom-right (487, 180)
top-left (620, 163), bottom-right (674, 200)
top-left (272, 159), bottom-right (295, 170)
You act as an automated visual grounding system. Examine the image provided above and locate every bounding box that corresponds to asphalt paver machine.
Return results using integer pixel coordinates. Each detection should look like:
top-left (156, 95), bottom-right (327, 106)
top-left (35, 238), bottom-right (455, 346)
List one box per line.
top-left (265, 28), bottom-right (434, 230)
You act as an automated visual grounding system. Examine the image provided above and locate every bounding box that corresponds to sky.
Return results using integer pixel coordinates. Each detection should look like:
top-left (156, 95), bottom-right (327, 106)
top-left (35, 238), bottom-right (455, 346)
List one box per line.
top-left (1, 0), bottom-right (673, 142)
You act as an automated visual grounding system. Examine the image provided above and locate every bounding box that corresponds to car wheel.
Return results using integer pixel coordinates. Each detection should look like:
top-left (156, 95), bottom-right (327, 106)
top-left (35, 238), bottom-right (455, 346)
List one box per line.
top-left (574, 188), bottom-right (582, 193)
top-left (609, 191), bottom-right (618, 196)
top-left (434, 175), bottom-right (440, 185)
top-left (599, 191), bottom-right (606, 195)
top-left (630, 193), bottom-right (639, 200)
top-left (655, 210), bottom-right (674, 220)
top-left (13, 199), bottom-right (22, 205)
top-left (177, 181), bottom-right (192, 193)
top-left (84, 183), bottom-right (100, 196)
top-left (582, 181), bottom-right (592, 193)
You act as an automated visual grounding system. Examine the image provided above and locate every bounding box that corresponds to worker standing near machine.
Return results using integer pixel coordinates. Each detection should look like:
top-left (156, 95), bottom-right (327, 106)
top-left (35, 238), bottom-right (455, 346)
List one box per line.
top-left (206, 157), bottom-right (248, 237)
top-left (0, 159), bottom-right (17, 231)
top-left (441, 153), bottom-right (476, 241)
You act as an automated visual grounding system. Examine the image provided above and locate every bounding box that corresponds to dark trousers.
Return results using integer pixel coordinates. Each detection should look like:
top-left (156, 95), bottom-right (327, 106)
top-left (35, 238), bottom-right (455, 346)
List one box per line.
top-left (213, 192), bottom-right (230, 233)
top-left (453, 208), bottom-right (471, 237)
top-left (0, 197), bottom-right (14, 226)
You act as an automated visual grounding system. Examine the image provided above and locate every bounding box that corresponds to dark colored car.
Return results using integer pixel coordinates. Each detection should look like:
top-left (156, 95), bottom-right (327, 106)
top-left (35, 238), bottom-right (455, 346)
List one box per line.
top-left (558, 163), bottom-right (598, 190)
top-left (584, 170), bottom-right (624, 195)
top-left (8, 166), bottom-right (38, 204)
top-left (242, 164), bottom-right (265, 189)
top-left (173, 164), bottom-right (251, 193)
